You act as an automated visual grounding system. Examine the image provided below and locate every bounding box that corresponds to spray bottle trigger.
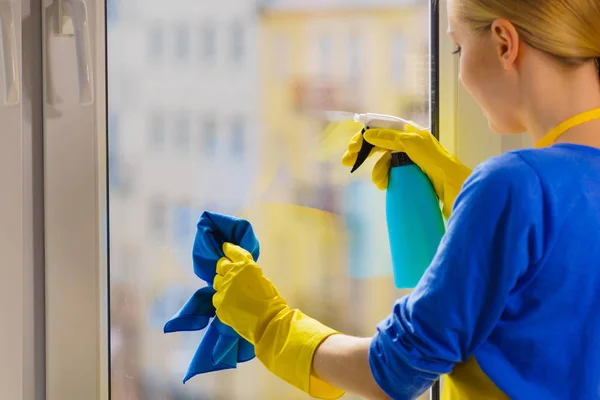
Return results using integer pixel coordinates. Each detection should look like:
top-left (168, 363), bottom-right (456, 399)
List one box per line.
top-left (350, 128), bottom-right (374, 173)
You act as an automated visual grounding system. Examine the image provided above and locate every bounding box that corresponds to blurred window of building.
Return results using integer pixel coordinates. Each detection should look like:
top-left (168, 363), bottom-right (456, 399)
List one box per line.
top-left (149, 197), bottom-right (167, 241)
top-left (175, 23), bottom-right (191, 62)
top-left (200, 114), bottom-right (218, 157)
top-left (174, 112), bottom-right (190, 154)
top-left (347, 33), bottom-right (363, 82)
top-left (230, 20), bottom-right (245, 65)
top-left (317, 33), bottom-right (333, 78)
top-left (148, 110), bottom-right (166, 151)
top-left (199, 22), bottom-right (217, 65)
top-left (231, 115), bottom-right (245, 157)
top-left (148, 23), bottom-right (164, 61)
top-left (392, 33), bottom-right (406, 86)
top-left (273, 33), bottom-right (290, 80)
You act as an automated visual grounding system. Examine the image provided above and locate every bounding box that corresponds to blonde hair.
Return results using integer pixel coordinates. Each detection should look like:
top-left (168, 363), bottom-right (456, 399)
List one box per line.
top-left (455, 0), bottom-right (600, 77)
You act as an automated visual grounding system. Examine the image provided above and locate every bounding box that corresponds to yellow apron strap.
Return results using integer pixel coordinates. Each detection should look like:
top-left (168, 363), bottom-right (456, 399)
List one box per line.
top-left (535, 107), bottom-right (600, 148)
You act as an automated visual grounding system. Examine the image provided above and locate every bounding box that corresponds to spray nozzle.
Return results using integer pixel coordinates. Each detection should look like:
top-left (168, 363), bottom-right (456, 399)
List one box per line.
top-left (324, 110), bottom-right (426, 173)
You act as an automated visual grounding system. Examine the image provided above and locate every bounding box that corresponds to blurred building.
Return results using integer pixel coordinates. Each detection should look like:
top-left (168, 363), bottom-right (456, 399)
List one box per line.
top-left (253, 0), bottom-right (430, 337)
top-left (107, 0), bottom-right (430, 399)
top-left (107, 0), bottom-right (262, 398)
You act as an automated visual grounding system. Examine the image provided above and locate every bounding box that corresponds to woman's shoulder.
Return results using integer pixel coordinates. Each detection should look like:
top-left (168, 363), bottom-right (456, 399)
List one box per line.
top-left (475, 144), bottom-right (600, 189)
top-left (468, 151), bottom-right (541, 191)
top-left (453, 152), bottom-right (543, 219)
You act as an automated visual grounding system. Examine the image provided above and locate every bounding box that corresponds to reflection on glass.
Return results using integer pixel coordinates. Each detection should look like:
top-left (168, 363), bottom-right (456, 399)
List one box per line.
top-left (109, 1), bottom-right (430, 399)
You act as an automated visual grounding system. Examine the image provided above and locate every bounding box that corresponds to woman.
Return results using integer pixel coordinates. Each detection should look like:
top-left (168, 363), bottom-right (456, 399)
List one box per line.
top-left (211, 0), bottom-right (600, 398)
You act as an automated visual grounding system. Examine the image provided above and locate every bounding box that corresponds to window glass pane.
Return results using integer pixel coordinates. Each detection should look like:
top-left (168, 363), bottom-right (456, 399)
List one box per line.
top-left (108, 1), bottom-right (431, 399)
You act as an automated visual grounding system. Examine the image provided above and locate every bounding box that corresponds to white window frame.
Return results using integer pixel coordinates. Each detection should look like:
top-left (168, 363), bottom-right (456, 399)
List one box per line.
top-left (42, 0), bottom-right (109, 398)
top-left (0, 0), bottom-right (45, 399)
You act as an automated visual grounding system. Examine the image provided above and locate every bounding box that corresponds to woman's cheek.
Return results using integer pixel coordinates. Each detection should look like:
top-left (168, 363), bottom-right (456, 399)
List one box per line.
top-left (458, 54), bottom-right (480, 100)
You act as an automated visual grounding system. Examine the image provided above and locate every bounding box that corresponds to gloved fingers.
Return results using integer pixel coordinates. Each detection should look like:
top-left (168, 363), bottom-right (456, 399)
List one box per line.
top-left (216, 255), bottom-right (245, 277)
top-left (404, 121), bottom-right (427, 133)
top-left (222, 242), bottom-right (254, 262)
top-left (363, 128), bottom-right (415, 152)
top-left (212, 289), bottom-right (224, 310)
top-left (341, 146), bottom-right (384, 167)
top-left (346, 130), bottom-right (365, 153)
top-left (340, 149), bottom-right (357, 167)
top-left (372, 151), bottom-right (392, 190)
top-left (213, 274), bottom-right (224, 292)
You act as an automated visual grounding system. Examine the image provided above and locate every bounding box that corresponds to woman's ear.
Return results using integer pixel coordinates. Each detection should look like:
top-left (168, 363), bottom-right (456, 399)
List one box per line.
top-left (490, 19), bottom-right (520, 71)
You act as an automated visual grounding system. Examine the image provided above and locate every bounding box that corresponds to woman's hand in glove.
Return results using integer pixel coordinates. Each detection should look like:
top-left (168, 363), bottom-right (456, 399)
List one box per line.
top-left (213, 243), bottom-right (344, 399)
top-left (213, 243), bottom-right (289, 346)
top-left (341, 122), bottom-right (472, 219)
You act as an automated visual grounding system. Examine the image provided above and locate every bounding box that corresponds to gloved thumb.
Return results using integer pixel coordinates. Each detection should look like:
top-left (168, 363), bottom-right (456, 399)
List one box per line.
top-left (222, 242), bottom-right (254, 262)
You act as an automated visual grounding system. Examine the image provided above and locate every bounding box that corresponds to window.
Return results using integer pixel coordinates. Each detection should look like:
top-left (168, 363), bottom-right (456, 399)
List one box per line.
top-left (347, 34), bottom-right (363, 81)
top-left (230, 21), bottom-right (245, 65)
top-left (273, 34), bottom-right (290, 79)
top-left (172, 202), bottom-right (192, 245)
top-left (148, 24), bottom-right (164, 60)
top-left (317, 33), bottom-right (333, 78)
top-left (106, 0), bottom-right (118, 25)
top-left (104, 2), bottom-right (433, 399)
top-left (108, 111), bottom-right (121, 188)
top-left (173, 112), bottom-right (190, 153)
top-left (200, 114), bottom-right (217, 157)
top-left (148, 111), bottom-right (166, 151)
top-left (148, 198), bottom-right (167, 240)
top-left (175, 23), bottom-right (191, 62)
top-left (230, 116), bottom-right (245, 156)
top-left (392, 34), bottom-right (406, 85)
top-left (199, 23), bottom-right (216, 64)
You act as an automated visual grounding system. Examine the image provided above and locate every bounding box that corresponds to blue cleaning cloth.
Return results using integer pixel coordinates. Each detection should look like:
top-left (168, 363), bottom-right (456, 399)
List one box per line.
top-left (164, 211), bottom-right (260, 382)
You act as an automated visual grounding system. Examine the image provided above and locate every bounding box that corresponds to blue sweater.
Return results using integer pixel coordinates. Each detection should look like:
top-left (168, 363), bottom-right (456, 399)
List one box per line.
top-left (369, 144), bottom-right (600, 399)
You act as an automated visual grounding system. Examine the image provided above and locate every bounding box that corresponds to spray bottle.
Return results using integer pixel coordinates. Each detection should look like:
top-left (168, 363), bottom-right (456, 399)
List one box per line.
top-left (351, 113), bottom-right (445, 289)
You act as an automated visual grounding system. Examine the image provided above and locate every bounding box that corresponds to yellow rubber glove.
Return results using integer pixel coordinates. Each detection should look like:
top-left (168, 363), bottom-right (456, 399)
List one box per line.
top-left (213, 243), bottom-right (345, 399)
top-left (341, 122), bottom-right (472, 219)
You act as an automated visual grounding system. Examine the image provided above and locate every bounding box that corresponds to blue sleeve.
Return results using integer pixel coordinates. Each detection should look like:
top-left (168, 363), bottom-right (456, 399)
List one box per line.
top-left (368, 154), bottom-right (545, 400)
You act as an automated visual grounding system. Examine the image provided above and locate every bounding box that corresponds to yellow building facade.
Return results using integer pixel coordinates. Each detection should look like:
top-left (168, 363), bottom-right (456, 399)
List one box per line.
top-left (237, 2), bottom-right (431, 398)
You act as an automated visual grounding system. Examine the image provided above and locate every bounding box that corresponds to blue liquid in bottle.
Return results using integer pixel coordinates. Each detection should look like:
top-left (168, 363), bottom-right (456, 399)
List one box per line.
top-left (386, 152), bottom-right (446, 289)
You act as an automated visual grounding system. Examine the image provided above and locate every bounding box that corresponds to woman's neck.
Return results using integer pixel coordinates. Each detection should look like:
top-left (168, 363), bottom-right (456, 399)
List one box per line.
top-left (555, 118), bottom-right (600, 148)
top-left (522, 61), bottom-right (600, 147)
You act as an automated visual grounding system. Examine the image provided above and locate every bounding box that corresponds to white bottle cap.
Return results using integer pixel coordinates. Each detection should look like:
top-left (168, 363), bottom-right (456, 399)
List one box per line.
top-left (354, 113), bottom-right (367, 125)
